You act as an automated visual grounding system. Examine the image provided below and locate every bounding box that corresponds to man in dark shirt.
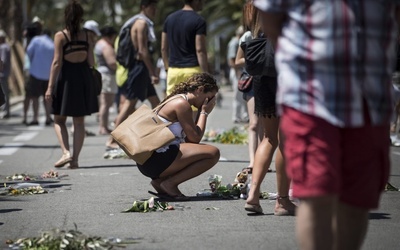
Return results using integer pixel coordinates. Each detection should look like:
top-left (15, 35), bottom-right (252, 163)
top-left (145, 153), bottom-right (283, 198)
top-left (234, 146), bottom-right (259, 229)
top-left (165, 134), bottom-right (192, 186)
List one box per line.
top-left (161, 0), bottom-right (208, 95)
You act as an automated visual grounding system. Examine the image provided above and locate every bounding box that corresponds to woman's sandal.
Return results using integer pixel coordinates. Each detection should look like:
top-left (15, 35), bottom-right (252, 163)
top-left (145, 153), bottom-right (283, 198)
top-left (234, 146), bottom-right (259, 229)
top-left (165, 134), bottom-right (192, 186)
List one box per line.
top-left (54, 153), bottom-right (72, 168)
top-left (244, 203), bottom-right (263, 214)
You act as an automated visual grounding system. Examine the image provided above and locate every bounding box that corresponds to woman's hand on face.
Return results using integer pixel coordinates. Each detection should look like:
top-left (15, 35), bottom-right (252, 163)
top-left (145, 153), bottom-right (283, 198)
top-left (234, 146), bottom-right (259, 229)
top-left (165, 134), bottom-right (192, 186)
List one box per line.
top-left (202, 95), bottom-right (217, 114)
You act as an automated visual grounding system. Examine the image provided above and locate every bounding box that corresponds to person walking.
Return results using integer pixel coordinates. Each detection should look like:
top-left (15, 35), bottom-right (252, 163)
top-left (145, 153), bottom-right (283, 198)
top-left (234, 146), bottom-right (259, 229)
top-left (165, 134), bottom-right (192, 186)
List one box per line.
top-left (161, 0), bottom-right (208, 95)
top-left (94, 26), bottom-right (118, 135)
top-left (45, 0), bottom-right (99, 169)
top-left (106, 0), bottom-right (160, 149)
top-left (235, 1), bottom-right (263, 175)
top-left (254, 0), bottom-right (399, 249)
top-left (25, 29), bottom-right (54, 126)
top-left (68, 19), bottom-right (101, 137)
top-left (235, 2), bottom-right (295, 216)
top-left (228, 25), bottom-right (248, 124)
top-left (138, 73), bottom-right (219, 200)
top-left (0, 29), bottom-right (11, 119)
top-left (22, 17), bottom-right (44, 124)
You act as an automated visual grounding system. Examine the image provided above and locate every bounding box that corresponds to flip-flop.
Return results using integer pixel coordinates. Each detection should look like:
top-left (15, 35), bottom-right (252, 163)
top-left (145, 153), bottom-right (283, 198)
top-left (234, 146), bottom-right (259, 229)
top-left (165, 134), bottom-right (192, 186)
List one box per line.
top-left (148, 190), bottom-right (169, 198)
top-left (170, 194), bottom-right (191, 201)
top-left (148, 191), bottom-right (191, 201)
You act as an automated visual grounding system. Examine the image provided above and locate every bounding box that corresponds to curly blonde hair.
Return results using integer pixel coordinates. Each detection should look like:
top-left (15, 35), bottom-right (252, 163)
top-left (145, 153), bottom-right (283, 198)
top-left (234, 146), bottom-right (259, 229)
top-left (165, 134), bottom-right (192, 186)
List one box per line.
top-left (161, 73), bottom-right (219, 104)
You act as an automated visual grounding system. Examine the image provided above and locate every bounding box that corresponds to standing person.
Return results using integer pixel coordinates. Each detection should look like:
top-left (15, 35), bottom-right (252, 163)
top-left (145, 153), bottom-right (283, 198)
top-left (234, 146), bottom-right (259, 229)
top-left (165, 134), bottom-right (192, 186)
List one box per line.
top-left (106, 0), bottom-right (160, 149)
top-left (95, 26), bottom-right (118, 135)
top-left (68, 19), bottom-right (101, 137)
top-left (235, 1), bottom-right (263, 174)
top-left (83, 20), bottom-right (101, 44)
top-left (45, 0), bottom-right (99, 169)
top-left (25, 29), bottom-right (54, 126)
top-left (138, 73), bottom-right (219, 200)
top-left (161, 0), bottom-right (208, 95)
top-left (228, 25), bottom-right (248, 124)
top-left (254, 0), bottom-right (399, 249)
top-left (236, 2), bottom-right (295, 216)
top-left (22, 17), bottom-right (44, 124)
top-left (0, 29), bottom-right (11, 119)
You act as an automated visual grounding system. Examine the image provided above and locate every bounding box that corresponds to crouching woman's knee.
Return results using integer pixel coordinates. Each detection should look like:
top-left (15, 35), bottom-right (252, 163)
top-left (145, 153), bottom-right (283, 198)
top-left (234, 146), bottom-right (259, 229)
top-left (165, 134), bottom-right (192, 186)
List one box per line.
top-left (208, 146), bottom-right (220, 166)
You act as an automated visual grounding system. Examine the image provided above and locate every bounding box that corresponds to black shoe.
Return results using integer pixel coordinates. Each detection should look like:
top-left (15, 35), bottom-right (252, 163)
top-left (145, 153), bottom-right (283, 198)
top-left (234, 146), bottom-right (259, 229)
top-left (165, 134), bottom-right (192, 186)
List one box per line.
top-left (27, 121), bottom-right (39, 126)
top-left (45, 119), bottom-right (53, 126)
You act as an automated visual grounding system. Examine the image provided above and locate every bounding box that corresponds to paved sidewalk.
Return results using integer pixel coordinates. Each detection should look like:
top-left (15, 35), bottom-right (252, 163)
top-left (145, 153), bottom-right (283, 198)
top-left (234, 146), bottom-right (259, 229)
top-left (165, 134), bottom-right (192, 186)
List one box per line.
top-left (1, 85), bottom-right (400, 249)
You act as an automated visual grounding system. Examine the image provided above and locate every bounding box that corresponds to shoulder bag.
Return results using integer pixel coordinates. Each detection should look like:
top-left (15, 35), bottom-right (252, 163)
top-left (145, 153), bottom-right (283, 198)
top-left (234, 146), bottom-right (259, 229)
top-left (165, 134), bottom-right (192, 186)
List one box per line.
top-left (111, 96), bottom-right (183, 165)
top-left (240, 37), bottom-right (277, 77)
top-left (238, 72), bottom-right (253, 93)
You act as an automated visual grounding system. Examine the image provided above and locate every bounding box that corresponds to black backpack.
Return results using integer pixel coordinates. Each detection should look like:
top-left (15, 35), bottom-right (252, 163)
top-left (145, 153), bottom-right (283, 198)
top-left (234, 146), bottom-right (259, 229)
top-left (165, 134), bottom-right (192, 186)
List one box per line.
top-left (116, 24), bottom-right (137, 68)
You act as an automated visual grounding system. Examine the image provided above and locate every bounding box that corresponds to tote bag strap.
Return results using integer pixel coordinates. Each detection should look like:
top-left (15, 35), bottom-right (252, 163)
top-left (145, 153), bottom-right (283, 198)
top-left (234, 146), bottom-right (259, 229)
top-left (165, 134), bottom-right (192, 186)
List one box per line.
top-left (153, 94), bottom-right (187, 115)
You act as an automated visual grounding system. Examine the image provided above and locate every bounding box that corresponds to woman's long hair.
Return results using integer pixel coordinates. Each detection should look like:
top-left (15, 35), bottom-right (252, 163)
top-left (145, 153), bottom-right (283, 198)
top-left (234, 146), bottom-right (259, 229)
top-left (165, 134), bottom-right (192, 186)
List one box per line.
top-left (242, 1), bottom-right (262, 37)
top-left (162, 73), bottom-right (219, 104)
top-left (242, 0), bottom-right (254, 31)
top-left (64, 0), bottom-right (83, 39)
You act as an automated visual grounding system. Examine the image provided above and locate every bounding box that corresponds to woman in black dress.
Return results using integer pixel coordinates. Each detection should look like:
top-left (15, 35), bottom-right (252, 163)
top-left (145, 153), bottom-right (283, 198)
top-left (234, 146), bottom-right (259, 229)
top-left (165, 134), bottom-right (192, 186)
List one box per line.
top-left (45, 0), bottom-right (98, 169)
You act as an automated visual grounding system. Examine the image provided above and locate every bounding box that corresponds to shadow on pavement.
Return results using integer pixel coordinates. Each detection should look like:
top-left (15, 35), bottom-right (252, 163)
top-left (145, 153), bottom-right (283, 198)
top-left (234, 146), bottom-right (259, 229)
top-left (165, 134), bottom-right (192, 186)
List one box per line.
top-left (369, 212), bottom-right (391, 220)
top-left (0, 208), bottom-right (23, 214)
top-left (79, 164), bottom-right (135, 169)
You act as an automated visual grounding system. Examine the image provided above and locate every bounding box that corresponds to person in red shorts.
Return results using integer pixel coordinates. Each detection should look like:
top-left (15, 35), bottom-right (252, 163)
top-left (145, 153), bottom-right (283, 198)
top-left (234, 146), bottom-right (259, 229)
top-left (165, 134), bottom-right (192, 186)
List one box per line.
top-left (254, 0), bottom-right (399, 249)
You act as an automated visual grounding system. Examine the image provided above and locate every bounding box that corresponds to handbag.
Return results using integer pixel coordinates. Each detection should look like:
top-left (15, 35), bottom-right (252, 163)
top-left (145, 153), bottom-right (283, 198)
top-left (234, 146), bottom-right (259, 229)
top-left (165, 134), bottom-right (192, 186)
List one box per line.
top-left (238, 72), bottom-right (253, 93)
top-left (240, 36), bottom-right (277, 77)
top-left (91, 67), bottom-right (102, 95)
top-left (111, 97), bottom-right (182, 165)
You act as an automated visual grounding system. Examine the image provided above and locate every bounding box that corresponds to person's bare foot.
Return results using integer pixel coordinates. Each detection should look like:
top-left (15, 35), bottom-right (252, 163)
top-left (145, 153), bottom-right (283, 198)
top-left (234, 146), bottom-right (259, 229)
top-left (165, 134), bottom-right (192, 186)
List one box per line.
top-left (246, 190), bottom-right (261, 206)
top-left (160, 180), bottom-right (184, 197)
top-left (150, 179), bottom-right (167, 194)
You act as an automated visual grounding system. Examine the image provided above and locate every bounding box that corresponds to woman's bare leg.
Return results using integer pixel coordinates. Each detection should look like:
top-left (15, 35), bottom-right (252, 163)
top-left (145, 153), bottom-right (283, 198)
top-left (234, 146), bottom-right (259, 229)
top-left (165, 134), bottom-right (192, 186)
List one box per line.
top-left (71, 116), bottom-right (85, 163)
top-left (159, 143), bottom-right (220, 196)
top-left (245, 96), bottom-right (261, 169)
top-left (246, 116), bottom-right (279, 206)
top-left (53, 115), bottom-right (70, 155)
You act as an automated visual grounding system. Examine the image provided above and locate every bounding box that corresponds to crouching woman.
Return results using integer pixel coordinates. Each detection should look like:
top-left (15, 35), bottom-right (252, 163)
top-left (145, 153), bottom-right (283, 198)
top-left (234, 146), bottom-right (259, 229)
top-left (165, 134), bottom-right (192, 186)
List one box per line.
top-left (137, 73), bottom-right (220, 200)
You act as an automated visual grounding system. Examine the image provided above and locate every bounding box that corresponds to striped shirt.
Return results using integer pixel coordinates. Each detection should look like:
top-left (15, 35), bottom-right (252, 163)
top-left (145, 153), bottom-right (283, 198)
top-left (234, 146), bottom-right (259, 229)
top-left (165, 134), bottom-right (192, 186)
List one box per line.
top-left (254, 0), bottom-right (400, 127)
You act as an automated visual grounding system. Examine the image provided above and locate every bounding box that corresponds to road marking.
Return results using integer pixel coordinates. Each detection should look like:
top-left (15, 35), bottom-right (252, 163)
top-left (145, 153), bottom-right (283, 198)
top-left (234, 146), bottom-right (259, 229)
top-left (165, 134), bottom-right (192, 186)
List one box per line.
top-left (13, 131), bottom-right (38, 141)
top-left (0, 143), bottom-right (24, 155)
top-left (393, 152), bottom-right (400, 156)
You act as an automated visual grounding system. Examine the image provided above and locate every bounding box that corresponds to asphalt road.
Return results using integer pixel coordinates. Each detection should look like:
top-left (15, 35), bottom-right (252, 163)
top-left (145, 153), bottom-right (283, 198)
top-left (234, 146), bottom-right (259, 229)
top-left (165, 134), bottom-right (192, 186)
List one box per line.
top-left (1, 85), bottom-right (399, 250)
